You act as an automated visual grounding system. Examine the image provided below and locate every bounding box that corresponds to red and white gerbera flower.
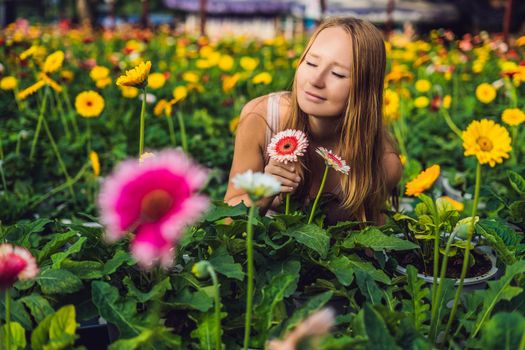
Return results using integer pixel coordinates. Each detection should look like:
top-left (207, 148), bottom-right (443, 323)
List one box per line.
top-left (0, 244), bottom-right (39, 290)
top-left (315, 147), bottom-right (351, 175)
top-left (98, 149), bottom-right (209, 269)
top-left (267, 129), bottom-right (309, 164)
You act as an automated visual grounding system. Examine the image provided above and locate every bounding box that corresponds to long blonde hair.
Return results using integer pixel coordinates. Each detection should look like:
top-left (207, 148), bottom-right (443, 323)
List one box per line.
top-left (284, 17), bottom-right (388, 223)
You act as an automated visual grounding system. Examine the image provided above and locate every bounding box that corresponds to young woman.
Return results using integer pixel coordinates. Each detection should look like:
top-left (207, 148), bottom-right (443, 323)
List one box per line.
top-left (224, 17), bottom-right (403, 225)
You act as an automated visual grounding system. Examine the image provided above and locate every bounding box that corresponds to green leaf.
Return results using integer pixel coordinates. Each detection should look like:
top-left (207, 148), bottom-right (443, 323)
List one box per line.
top-left (471, 260), bottom-right (525, 338)
top-left (190, 311), bottom-right (227, 350)
top-left (169, 288), bottom-right (213, 312)
top-left (284, 224), bottom-right (330, 258)
top-left (479, 312), bottom-right (525, 350)
top-left (37, 269), bottom-right (83, 295)
top-left (51, 237), bottom-right (87, 269)
top-left (31, 312), bottom-right (53, 350)
top-left (109, 327), bottom-right (182, 350)
top-left (355, 271), bottom-right (383, 305)
top-left (124, 276), bottom-right (172, 303)
top-left (102, 250), bottom-right (134, 275)
top-left (0, 297), bottom-right (33, 330)
top-left (363, 304), bottom-right (401, 350)
top-left (402, 266), bottom-right (429, 331)
top-left (0, 322), bottom-right (26, 349)
top-left (61, 259), bottom-right (104, 279)
top-left (327, 255), bottom-right (391, 286)
top-left (209, 246), bottom-right (244, 281)
top-left (203, 201), bottom-right (247, 221)
top-left (19, 294), bottom-right (54, 323)
top-left (253, 274), bottom-right (295, 346)
top-left (49, 305), bottom-right (77, 340)
top-left (342, 227), bottom-right (418, 251)
top-left (265, 260), bottom-right (300, 298)
top-left (509, 201), bottom-right (525, 222)
top-left (476, 219), bottom-right (519, 265)
top-left (508, 170), bottom-right (525, 195)
top-left (91, 281), bottom-right (142, 338)
top-left (37, 231), bottom-right (77, 262)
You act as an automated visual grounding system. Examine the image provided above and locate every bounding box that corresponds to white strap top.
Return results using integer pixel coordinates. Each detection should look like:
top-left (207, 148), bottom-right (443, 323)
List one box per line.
top-left (264, 91), bottom-right (288, 162)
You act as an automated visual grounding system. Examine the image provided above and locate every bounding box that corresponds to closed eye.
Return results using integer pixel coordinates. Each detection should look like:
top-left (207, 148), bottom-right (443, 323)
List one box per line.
top-left (332, 72), bottom-right (347, 78)
top-left (305, 61), bottom-right (317, 67)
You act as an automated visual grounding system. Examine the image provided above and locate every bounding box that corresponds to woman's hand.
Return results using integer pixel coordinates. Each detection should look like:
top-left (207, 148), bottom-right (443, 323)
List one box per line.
top-left (264, 159), bottom-right (301, 193)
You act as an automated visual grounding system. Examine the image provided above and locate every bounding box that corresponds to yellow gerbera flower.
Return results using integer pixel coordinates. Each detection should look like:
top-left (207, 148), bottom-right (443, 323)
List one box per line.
top-left (90, 66), bottom-right (110, 81)
top-left (501, 108), bottom-right (525, 126)
top-left (240, 56), bottom-right (258, 71)
top-left (60, 69), bottom-right (74, 83)
top-left (43, 50), bottom-right (65, 74)
top-left (182, 72), bottom-right (199, 84)
top-left (440, 196), bottom-right (464, 211)
top-left (414, 96), bottom-right (429, 109)
top-left (218, 55), bottom-right (234, 71)
top-left (405, 164), bottom-right (440, 197)
top-left (443, 95), bottom-right (452, 109)
top-left (116, 61), bottom-right (151, 88)
top-left (475, 83), bottom-right (496, 104)
top-left (415, 79), bottom-right (431, 93)
top-left (223, 73), bottom-right (240, 93)
top-left (19, 45), bottom-right (37, 60)
top-left (120, 86), bottom-right (139, 98)
top-left (153, 99), bottom-right (172, 117)
top-left (172, 86), bottom-right (188, 103)
top-left (39, 73), bottom-right (63, 92)
top-left (147, 73), bottom-right (166, 90)
top-left (96, 76), bottom-right (112, 89)
top-left (75, 90), bottom-right (105, 118)
top-left (229, 116), bottom-right (240, 134)
top-left (89, 151), bottom-right (100, 177)
top-left (0, 76), bottom-right (18, 90)
top-left (252, 72), bottom-right (272, 85)
top-left (462, 119), bottom-right (512, 167)
top-left (17, 80), bottom-right (45, 100)
top-left (383, 89), bottom-right (400, 122)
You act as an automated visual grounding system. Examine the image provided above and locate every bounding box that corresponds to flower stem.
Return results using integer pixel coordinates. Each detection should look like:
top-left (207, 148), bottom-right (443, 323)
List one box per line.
top-left (139, 88), bottom-right (147, 156)
top-left (243, 203), bottom-right (256, 350)
top-left (308, 165), bottom-right (329, 224)
top-left (207, 265), bottom-right (222, 350)
top-left (5, 290), bottom-right (11, 350)
top-left (429, 230), bottom-right (458, 342)
top-left (0, 160), bottom-right (8, 191)
top-left (166, 114), bottom-right (177, 146)
top-left (285, 193), bottom-right (290, 215)
top-left (30, 87), bottom-right (49, 160)
top-left (431, 202), bottom-right (441, 312)
top-left (392, 121), bottom-right (408, 159)
top-left (42, 117), bottom-right (76, 200)
top-left (443, 161), bottom-right (481, 345)
top-left (439, 108), bottom-right (462, 139)
top-left (176, 111), bottom-right (188, 153)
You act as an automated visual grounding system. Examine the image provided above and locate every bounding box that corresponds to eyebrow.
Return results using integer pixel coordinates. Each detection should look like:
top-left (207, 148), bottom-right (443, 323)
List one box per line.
top-left (307, 53), bottom-right (350, 70)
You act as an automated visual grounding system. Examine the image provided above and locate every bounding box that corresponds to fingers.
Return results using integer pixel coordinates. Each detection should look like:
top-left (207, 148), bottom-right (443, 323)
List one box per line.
top-left (264, 160), bottom-right (301, 194)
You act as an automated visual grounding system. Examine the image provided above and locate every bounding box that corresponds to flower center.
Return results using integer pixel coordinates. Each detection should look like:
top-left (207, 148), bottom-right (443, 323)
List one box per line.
top-left (476, 136), bottom-right (493, 152)
top-left (140, 190), bottom-right (173, 222)
top-left (327, 153), bottom-right (343, 167)
top-left (86, 101), bottom-right (93, 107)
top-left (275, 136), bottom-right (298, 155)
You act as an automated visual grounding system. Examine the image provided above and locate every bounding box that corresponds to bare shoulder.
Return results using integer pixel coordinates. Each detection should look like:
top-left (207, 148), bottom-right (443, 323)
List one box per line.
top-left (236, 95), bottom-right (271, 151)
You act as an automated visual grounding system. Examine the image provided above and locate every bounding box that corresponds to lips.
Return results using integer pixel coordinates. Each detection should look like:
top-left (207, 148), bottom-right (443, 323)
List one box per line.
top-left (305, 91), bottom-right (326, 101)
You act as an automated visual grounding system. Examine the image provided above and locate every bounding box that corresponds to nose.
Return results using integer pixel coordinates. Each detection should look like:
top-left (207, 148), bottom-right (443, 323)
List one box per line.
top-left (309, 69), bottom-right (326, 89)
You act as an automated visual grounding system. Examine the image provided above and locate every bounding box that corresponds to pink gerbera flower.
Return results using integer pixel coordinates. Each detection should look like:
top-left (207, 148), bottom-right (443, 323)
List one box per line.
top-left (267, 129), bottom-right (309, 164)
top-left (0, 244), bottom-right (39, 290)
top-left (315, 147), bottom-right (350, 175)
top-left (98, 149), bottom-right (209, 269)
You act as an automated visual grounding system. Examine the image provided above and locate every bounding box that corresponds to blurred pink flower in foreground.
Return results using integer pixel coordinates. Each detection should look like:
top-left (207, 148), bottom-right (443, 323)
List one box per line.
top-left (0, 244), bottom-right (39, 290)
top-left (98, 149), bottom-right (209, 269)
top-left (267, 308), bottom-right (335, 350)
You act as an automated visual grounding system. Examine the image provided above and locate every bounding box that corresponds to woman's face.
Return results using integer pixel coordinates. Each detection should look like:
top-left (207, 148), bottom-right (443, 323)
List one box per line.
top-left (296, 26), bottom-right (352, 118)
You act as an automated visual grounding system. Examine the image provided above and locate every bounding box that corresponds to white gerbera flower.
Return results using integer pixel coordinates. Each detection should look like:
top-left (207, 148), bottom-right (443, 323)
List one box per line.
top-left (232, 170), bottom-right (281, 199)
top-left (267, 129), bottom-right (309, 164)
top-left (315, 147), bottom-right (350, 175)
